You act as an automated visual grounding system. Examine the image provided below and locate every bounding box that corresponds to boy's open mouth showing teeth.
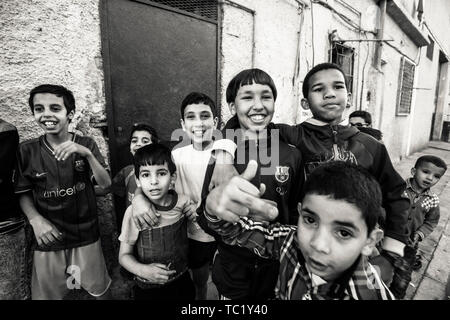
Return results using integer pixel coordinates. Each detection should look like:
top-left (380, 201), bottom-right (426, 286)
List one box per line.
top-left (249, 115), bottom-right (265, 122)
top-left (42, 121), bottom-right (57, 129)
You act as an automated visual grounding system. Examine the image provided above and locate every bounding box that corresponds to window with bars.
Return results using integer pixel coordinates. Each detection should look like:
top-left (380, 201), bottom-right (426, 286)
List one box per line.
top-left (396, 57), bottom-right (415, 115)
top-left (329, 42), bottom-right (355, 94)
top-left (148, 0), bottom-right (218, 21)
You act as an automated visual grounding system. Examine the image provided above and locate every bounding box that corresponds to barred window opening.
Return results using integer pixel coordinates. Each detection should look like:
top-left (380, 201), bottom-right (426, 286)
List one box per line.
top-left (149, 0), bottom-right (218, 21)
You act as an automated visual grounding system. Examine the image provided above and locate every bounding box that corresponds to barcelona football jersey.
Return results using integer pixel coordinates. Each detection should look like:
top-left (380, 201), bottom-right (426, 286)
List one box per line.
top-left (15, 134), bottom-right (106, 251)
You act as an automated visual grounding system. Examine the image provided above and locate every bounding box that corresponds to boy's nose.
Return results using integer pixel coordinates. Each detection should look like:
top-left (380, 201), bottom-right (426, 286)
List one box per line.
top-left (324, 88), bottom-right (336, 98)
top-left (149, 176), bottom-right (158, 184)
top-left (253, 98), bottom-right (264, 110)
top-left (310, 229), bottom-right (331, 254)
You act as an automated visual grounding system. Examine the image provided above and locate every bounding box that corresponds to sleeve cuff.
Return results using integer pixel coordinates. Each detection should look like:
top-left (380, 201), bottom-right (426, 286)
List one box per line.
top-left (382, 237), bottom-right (405, 257)
top-left (416, 231), bottom-right (425, 241)
top-left (212, 139), bottom-right (237, 160)
top-left (204, 208), bottom-right (221, 223)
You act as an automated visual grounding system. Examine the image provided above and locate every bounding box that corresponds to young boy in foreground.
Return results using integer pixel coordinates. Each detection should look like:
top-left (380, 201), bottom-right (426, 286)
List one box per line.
top-left (205, 161), bottom-right (394, 300)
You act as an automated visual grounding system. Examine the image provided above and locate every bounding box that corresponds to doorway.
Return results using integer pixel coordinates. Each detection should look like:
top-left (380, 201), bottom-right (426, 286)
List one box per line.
top-left (100, 0), bottom-right (219, 175)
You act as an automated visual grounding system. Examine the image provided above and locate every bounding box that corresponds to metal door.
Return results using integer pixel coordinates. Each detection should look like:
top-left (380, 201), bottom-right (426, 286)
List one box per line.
top-left (101, 0), bottom-right (218, 175)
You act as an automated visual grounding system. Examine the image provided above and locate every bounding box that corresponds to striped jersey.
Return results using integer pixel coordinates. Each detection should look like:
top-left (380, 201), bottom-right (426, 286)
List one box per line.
top-left (15, 134), bottom-right (106, 251)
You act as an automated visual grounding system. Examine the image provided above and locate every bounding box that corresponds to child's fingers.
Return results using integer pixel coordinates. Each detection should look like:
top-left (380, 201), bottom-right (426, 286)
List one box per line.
top-left (224, 201), bottom-right (250, 217)
top-left (51, 228), bottom-right (64, 241)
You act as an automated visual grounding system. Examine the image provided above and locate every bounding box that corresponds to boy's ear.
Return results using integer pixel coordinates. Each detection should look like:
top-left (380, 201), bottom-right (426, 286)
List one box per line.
top-left (180, 119), bottom-right (186, 132)
top-left (213, 117), bottom-right (219, 129)
top-left (346, 92), bottom-right (352, 108)
top-left (68, 110), bottom-right (75, 120)
top-left (300, 98), bottom-right (310, 111)
top-left (411, 167), bottom-right (416, 177)
top-left (362, 228), bottom-right (384, 256)
top-left (135, 177), bottom-right (141, 188)
top-left (229, 102), bottom-right (237, 115)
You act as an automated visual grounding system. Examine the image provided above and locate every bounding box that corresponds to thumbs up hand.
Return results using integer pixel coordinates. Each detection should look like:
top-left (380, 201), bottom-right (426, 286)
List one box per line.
top-left (205, 160), bottom-right (278, 223)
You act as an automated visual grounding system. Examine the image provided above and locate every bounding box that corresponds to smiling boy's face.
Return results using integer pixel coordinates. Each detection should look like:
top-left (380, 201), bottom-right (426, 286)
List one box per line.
top-left (297, 193), bottom-right (380, 281)
top-left (32, 93), bottom-right (73, 135)
top-left (230, 83), bottom-right (275, 133)
top-left (181, 103), bottom-right (217, 147)
top-left (302, 69), bottom-right (351, 125)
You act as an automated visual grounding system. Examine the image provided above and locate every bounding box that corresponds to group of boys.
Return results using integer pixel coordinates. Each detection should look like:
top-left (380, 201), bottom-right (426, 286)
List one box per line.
top-left (0, 62), bottom-right (447, 301)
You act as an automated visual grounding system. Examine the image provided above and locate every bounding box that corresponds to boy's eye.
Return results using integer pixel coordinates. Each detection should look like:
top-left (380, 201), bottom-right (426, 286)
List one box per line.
top-left (312, 87), bottom-right (322, 92)
top-left (50, 105), bottom-right (62, 112)
top-left (158, 171), bottom-right (167, 176)
top-left (262, 95), bottom-right (273, 100)
top-left (141, 138), bottom-right (150, 144)
top-left (336, 229), bottom-right (353, 240)
top-left (34, 106), bottom-right (43, 112)
top-left (200, 113), bottom-right (211, 120)
top-left (302, 215), bottom-right (316, 225)
top-left (131, 139), bottom-right (137, 144)
top-left (186, 115), bottom-right (195, 120)
top-left (241, 96), bottom-right (253, 100)
top-left (141, 173), bottom-right (149, 178)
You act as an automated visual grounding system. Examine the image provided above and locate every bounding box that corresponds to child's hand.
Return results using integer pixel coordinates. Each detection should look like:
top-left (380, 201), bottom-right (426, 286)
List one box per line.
top-left (206, 160), bottom-right (278, 223)
top-left (183, 200), bottom-right (198, 222)
top-left (132, 193), bottom-right (160, 229)
top-left (29, 215), bottom-right (63, 247)
top-left (139, 263), bottom-right (176, 284)
top-left (53, 141), bottom-right (91, 161)
top-left (412, 233), bottom-right (422, 245)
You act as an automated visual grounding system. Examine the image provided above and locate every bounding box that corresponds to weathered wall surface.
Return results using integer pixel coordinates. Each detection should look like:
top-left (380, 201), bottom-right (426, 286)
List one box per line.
top-left (0, 0), bottom-right (118, 277)
top-left (220, 0), bottom-right (303, 125)
top-left (0, 0), bottom-right (107, 152)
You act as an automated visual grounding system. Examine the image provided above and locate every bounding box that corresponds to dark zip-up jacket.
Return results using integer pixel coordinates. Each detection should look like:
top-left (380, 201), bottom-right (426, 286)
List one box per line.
top-left (198, 125), bottom-right (303, 299)
top-left (275, 119), bottom-right (410, 249)
top-left (0, 119), bottom-right (22, 225)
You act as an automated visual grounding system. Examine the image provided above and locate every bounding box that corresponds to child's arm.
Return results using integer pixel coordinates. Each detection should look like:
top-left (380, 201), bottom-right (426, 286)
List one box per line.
top-left (205, 214), bottom-right (295, 260)
top-left (416, 202), bottom-right (440, 242)
top-left (119, 242), bottom-right (175, 284)
top-left (19, 192), bottom-right (63, 247)
top-left (53, 140), bottom-right (111, 189)
top-left (372, 143), bottom-right (410, 256)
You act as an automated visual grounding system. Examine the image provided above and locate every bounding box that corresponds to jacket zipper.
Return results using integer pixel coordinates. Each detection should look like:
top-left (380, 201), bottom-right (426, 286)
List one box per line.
top-left (331, 125), bottom-right (340, 158)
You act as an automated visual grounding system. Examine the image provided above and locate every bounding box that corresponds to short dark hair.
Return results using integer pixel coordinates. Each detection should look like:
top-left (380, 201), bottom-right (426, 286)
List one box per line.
top-left (303, 162), bottom-right (382, 234)
top-left (349, 110), bottom-right (372, 126)
top-left (415, 155), bottom-right (447, 171)
top-left (129, 123), bottom-right (159, 144)
top-left (226, 68), bottom-right (277, 104)
top-left (302, 63), bottom-right (347, 99)
top-left (134, 143), bottom-right (176, 178)
top-left (29, 84), bottom-right (75, 115)
top-left (180, 92), bottom-right (217, 118)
